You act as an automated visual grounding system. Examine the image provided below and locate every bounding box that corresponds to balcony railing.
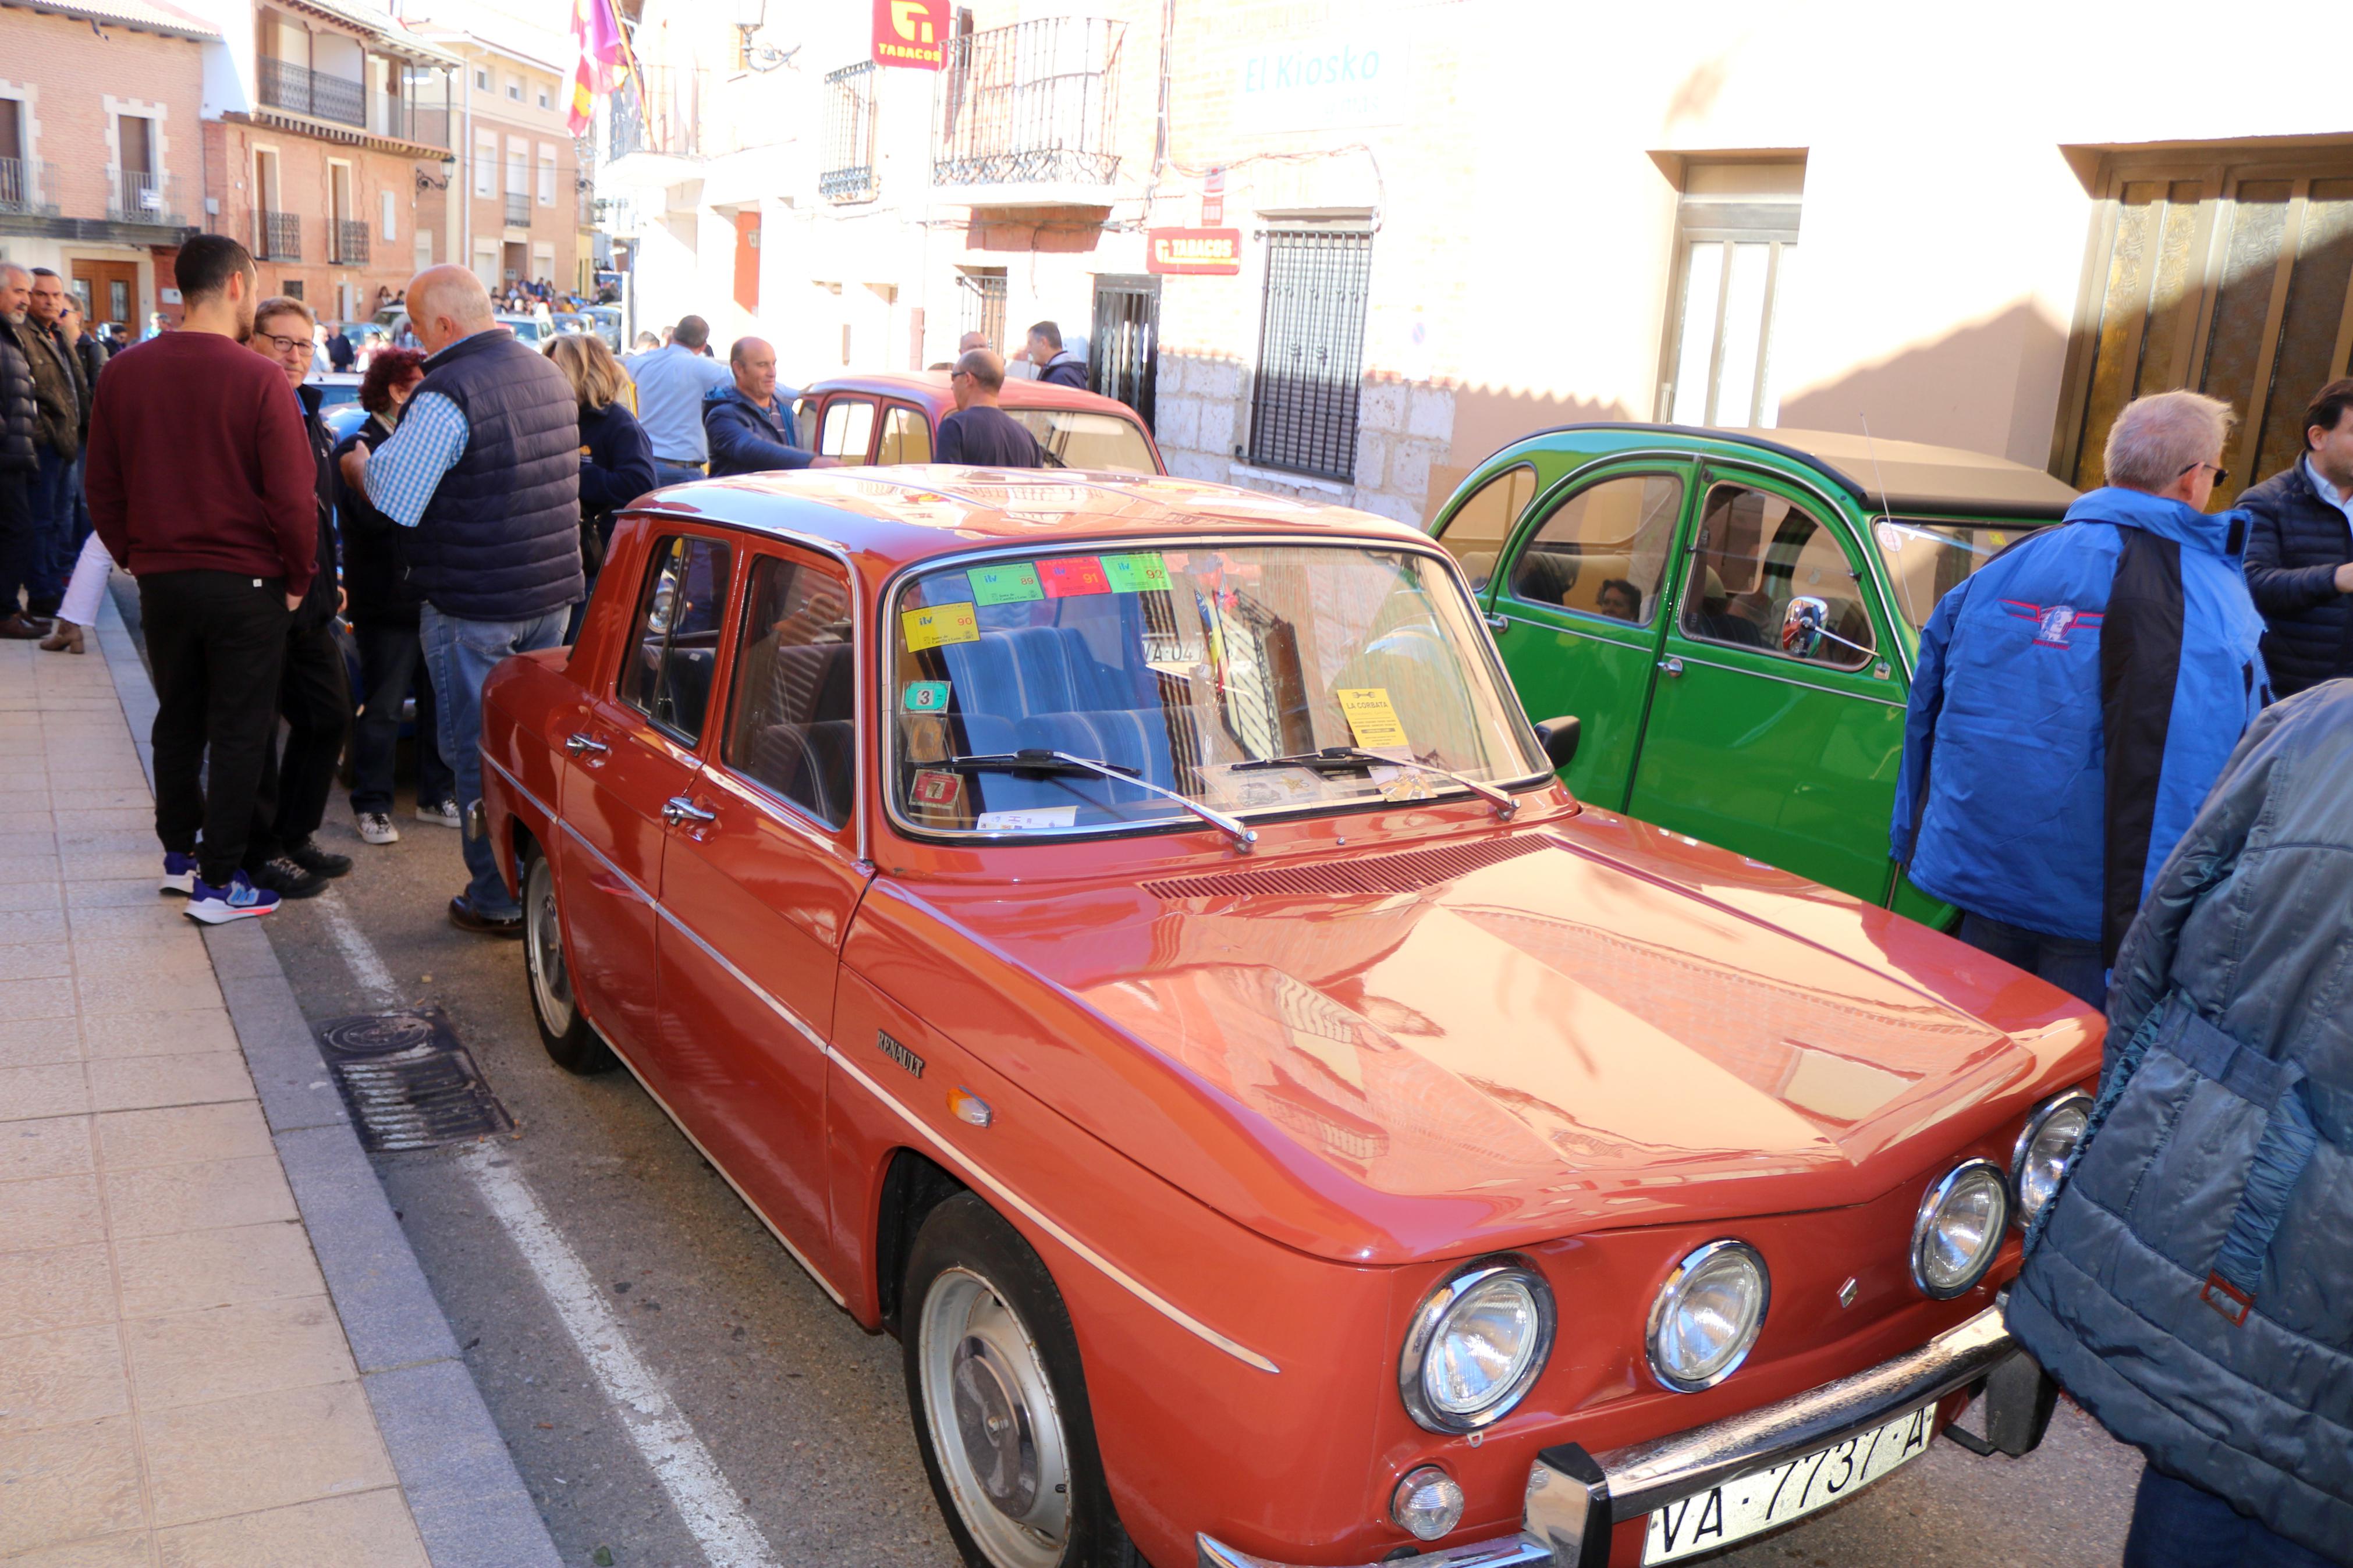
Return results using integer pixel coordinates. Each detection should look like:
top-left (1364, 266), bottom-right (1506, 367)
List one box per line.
top-left (933, 17), bottom-right (1123, 187)
top-left (370, 91), bottom-right (450, 151)
top-left (257, 56), bottom-right (367, 128)
top-left (0, 158), bottom-right (58, 218)
top-left (332, 219), bottom-right (370, 264)
top-left (505, 192), bottom-right (530, 227)
top-left (255, 209), bottom-right (301, 261)
top-left (107, 168), bottom-right (185, 226)
top-left (821, 61), bottom-right (878, 200)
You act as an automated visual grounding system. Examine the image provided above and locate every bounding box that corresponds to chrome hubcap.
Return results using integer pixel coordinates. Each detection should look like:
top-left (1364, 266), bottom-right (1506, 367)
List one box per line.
top-left (920, 1267), bottom-right (1069, 1567)
top-left (524, 856), bottom-right (573, 1033)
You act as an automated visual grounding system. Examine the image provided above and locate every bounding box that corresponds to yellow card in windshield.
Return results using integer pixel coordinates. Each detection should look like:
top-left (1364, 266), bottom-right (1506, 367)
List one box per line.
top-left (1338, 688), bottom-right (1408, 750)
top-left (902, 602), bottom-right (979, 651)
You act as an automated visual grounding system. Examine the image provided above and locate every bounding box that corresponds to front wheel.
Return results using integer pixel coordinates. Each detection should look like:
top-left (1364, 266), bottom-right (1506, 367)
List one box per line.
top-left (522, 840), bottom-right (614, 1075)
top-left (903, 1193), bottom-right (1142, 1568)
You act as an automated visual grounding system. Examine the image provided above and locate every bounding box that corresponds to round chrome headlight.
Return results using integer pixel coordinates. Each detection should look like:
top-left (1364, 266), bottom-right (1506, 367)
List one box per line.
top-left (1911, 1160), bottom-right (2009, 1299)
top-left (1397, 1256), bottom-right (1556, 1433)
top-left (2011, 1091), bottom-right (2092, 1226)
top-left (1646, 1239), bottom-right (1770, 1392)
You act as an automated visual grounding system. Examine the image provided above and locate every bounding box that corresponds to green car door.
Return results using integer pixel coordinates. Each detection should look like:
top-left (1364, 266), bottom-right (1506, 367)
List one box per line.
top-left (1622, 465), bottom-right (1909, 904)
top-left (1471, 461), bottom-right (1692, 808)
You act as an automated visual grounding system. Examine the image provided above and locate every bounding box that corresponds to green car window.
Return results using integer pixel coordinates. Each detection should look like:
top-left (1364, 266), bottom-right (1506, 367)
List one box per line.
top-left (1873, 518), bottom-right (2043, 632)
top-left (1506, 472), bottom-right (1681, 625)
top-left (1681, 485), bottom-right (1875, 670)
top-left (1435, 463), bottom-right (1536, 591)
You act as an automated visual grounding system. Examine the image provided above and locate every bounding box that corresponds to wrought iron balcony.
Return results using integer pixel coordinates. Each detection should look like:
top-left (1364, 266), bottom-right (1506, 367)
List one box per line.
top-left (332, 219), bottom-right (371, 264)
top-left (933, 17), bottom-right (1124, 188)
top-left (255, 209), bottom-right (301, 261)
top-left (0, 158), bottom-right (58, 218)
top-left (107, 168), bottom-right (184, 226)
top-left (257, 56), bottom-right (366, 128)
top-left (821, 61), bottom-right (878, 200)
top-left (505, 192), bottom-right (530, 228)
top-left (371, 91), bottom-right (450, 151)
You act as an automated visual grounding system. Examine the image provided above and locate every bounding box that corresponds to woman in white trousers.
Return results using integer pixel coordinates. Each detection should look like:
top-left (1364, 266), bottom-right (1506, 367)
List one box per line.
top-left (40, 529), bottom-right (111, 654)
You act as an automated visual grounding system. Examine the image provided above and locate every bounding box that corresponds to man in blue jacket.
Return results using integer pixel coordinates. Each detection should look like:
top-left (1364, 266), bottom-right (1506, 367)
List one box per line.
top-left (702, 336), bottom-right (830, 478)
top-left (2010, 680), bottom-right (2353, 1567)
top-left (1890, 391), bottom-right (2269, 1007)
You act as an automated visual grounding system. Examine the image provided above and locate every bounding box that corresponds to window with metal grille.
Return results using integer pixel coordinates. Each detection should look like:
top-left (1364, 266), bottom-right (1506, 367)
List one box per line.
top-left (822, 62), bottom-right (878, 200)
top-left (1248, 229), bottom-right (1374, 481)
top-left (1655, 163), bottom-right (1802, 429)
top-left (2057, 154), bottom-right (2353, 504)
top-left (958, 268), bottom-right (1006, 349)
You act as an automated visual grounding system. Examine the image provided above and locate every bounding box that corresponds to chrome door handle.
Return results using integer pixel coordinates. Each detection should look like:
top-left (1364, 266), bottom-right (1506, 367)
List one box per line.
top-left (662, 797), bottom-right (717, 827)
top-left (1658, 656), bottom-right (1685, 677)
top-left (565, 732), bottom-right (610, 757)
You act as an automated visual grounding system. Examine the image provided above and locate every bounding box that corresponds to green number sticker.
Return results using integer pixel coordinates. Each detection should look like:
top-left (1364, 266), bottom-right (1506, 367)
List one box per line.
top-left (903, 681), bottom-right (950, 713)
top-left (1101, 553), bottom-right (1173, 593)
top-left (971, 563), bottom-right (1045, 605)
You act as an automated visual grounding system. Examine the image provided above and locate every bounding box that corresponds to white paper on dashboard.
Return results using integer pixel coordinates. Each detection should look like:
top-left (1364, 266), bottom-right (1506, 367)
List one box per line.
top-left (975, 806), bottom-right (1080, 831)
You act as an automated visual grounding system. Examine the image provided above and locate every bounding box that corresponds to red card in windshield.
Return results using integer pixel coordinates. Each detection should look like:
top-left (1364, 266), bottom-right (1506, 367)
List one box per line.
top-left (1038, 557), bottom-right (1110, 598)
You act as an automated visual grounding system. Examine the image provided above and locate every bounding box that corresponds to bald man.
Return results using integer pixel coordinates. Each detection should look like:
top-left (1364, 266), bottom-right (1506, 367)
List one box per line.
top-left (342, 264), bottom-right (583, 936)
top-left (957, 330), bottom-right (990, 356)
top-left (704, 336), bottom-right (831, 478)
top-left (938, 349), bottom-right (1045, 468)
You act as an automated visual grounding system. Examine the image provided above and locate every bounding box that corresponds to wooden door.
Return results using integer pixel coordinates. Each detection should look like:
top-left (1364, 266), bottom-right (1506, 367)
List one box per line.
top-left (70, 261), bottom-right (139, 335)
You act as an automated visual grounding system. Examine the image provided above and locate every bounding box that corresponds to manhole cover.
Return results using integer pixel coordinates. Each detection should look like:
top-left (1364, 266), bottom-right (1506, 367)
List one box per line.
top-left (316, 1007), bottom-right (516, 1153)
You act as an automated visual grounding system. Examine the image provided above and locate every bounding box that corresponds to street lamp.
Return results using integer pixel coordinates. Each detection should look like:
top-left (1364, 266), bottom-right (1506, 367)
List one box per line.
top-left (416, 154), bottom-right (457, 191)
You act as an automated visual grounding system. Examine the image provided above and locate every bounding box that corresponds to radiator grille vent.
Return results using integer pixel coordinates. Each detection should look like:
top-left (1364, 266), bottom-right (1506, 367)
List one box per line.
top-left (1142, 834), bottom-right (1550, 902)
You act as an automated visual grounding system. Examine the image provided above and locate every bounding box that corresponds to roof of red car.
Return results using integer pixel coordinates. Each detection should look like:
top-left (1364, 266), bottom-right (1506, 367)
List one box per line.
top-left (805, 371), bottom-right (1141, 419)
top-left (638, 469), bottom-right (1429, 577)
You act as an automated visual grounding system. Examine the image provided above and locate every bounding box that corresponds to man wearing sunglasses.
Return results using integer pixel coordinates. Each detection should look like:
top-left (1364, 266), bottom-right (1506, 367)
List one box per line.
top-left (1893, 390), bottom-right (2271, 1008)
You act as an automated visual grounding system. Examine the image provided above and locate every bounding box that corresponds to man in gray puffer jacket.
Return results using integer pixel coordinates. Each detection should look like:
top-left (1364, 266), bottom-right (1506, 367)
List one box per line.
top-left (2010, 680), bottom-right (2353, 1566)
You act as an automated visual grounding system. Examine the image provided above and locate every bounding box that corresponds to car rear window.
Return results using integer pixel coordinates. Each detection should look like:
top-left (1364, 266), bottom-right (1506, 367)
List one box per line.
top-left (1005, 410), bottom-right (1156, 474)
top-left (1872, 518), bottom-right (2051, 632)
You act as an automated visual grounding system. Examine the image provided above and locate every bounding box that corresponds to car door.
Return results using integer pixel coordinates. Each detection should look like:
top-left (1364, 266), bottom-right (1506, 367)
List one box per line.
top-left (1484, 463), bottom-right (1692, 807)
top-left (556, 530), bottom-right (736, 1074)
top-left (652, 545), bottom-right (869, 1267)
top-left (817, 395), bottom-right (878, 463)
top-left (1624, 470), bottom-right (1907, 904)
top-left (875, 401), bottom-right (932, 464)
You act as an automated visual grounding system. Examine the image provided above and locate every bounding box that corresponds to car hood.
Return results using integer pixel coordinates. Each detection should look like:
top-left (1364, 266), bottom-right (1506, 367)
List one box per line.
top-left (911, 820), bottom-right (2097, 1263)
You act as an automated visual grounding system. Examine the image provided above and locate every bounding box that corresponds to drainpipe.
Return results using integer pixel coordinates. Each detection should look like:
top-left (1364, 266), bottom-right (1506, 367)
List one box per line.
top-left (460, 50), bottom-right (472, 269)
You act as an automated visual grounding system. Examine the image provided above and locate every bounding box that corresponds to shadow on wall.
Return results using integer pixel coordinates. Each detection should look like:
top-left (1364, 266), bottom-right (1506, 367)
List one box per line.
top-left (1426, 383), bottom-right (1635, 524)
top-left (1776, 298), bottom-right (2070, 471)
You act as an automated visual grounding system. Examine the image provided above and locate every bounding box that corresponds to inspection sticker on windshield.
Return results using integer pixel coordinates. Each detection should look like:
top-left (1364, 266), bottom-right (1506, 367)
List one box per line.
top-left (1643, 1401), bottom-right (1934, 1563)
top-left (976, 806), bottom-right (1078, 831)
top-left (970, 563), bottom-right (1044, 605)
top-left (910, 770), bottom-right (962, 810)
top-left (1101, 553), bottom-right (1172, 593)
top-left (903, 681), bottom-right (950, 713)
top-left (1038, 557), bottom-right (1111, 597)
top-left (1337, 688), bottom-right (1409, 750)
top-left (902, 602), bottom-right (979, 650)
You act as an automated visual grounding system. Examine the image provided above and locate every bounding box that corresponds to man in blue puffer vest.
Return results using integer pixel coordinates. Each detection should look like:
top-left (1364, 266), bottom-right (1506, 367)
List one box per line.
top-left (2010, 681), bottom-right (2353, 1566)
top-left (1890, 391), bottom-right (2270, 1008)
top-left (342, 265), bottom-right (581, 936)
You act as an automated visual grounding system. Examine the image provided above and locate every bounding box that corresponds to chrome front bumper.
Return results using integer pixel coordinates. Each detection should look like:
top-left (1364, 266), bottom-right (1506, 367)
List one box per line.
top-left (1198, 1301), bottom-right (2020, 1568)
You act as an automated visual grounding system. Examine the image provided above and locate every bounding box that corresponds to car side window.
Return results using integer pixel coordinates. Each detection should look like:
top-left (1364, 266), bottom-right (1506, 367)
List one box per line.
top-left (722, 554), bottom-right (857, 829)
top-left (876, 403), bottom-right (932, 464)
top-left (1680, 485), bottom-right (1876, 670)
top-left (619, 535), bottom-right (734, 742)
top-left (1435, 464), bottom-right (1536, 591)
top-left (1506, 472), bottom-right (1681, 625)
top-left (819, 397), bottom-right (875, 460)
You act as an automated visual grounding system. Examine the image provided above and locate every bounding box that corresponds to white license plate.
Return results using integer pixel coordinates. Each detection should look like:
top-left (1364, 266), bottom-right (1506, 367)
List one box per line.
top-left (1641, 1402), bottom-right (1936, 1563)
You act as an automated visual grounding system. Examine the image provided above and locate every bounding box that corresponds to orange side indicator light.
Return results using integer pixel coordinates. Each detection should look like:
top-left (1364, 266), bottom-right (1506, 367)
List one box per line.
top-left (947, 1086), bottom-right (993, 1129)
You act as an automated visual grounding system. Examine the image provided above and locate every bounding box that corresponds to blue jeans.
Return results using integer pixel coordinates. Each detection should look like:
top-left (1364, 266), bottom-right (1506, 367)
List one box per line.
top-left (26, 446), bottom-right (72, 614)
top-left (654, 460), bottom-right (706, 490)
top-left (421, 602), bottom-right (569, 918)
top-left (1957, 911), bottom-right (2107, 1011)
top-left (350, 620), bottom-right (453, 816)
top-left (2124, 1466), bottom-right (2336, 1568)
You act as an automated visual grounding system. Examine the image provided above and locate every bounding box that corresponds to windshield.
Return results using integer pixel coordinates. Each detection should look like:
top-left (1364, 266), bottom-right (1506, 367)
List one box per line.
top-left (1005, 410), bottom-right (1158, 474)
top-left (889, 542), bottom-right (1542, 835)
top-left (1873, 517), bottom-right (2052, 632)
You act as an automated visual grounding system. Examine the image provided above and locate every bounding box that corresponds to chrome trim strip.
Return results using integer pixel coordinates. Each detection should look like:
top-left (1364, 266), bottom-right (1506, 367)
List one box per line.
top-left (1642, 650), bottom-right (1905, 706)
top-left (1197, 1533), bottom-right (1549, 1568)
top-left (484, 754), bottom-right (558, 835)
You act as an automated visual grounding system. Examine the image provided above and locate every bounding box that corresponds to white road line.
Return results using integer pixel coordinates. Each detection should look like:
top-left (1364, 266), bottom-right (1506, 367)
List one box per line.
top-left (461, 1145), bottom-right (781, 1568)
top-left (317, 888), bottom-right (400, 1011)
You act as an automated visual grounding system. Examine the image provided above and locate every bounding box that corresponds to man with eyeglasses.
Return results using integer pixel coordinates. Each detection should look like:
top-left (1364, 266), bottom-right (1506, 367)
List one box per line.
top-left (1892, 390), bottom-right (2270, 1009)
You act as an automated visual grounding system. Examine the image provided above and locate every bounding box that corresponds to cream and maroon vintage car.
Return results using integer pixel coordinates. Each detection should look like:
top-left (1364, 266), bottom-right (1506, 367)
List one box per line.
top-left (479, 468), bottom-right (2100, 1568)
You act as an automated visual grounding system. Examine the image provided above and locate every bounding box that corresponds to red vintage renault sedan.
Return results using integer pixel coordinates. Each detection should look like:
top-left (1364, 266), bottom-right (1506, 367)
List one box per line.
top-left (478, 468), bottom-right (2101, 1568)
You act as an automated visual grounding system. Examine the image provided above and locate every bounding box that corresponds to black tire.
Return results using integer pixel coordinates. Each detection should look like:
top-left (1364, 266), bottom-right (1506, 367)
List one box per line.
top-left (902, 1193), bottom-right (1144, 1568)
top-left (521, 840), bottom-right (615, 1075)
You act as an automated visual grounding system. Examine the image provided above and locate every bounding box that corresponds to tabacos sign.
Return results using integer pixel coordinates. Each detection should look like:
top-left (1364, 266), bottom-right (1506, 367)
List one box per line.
top-left (1148, 228), bottom-right (1241, 276)
top-left (873, 0), bottom-right (949, 69)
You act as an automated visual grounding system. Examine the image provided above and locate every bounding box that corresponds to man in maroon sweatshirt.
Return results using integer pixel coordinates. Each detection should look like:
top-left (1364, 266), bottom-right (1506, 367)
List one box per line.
top-left (84, 234), bottom-right (318, 923)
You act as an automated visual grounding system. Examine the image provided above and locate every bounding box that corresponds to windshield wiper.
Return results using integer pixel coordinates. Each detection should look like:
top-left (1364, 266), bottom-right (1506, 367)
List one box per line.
top-left (1231, 746), bottom-right (1518, 819)
top-left (938, 749), bottom-right (1258, 851)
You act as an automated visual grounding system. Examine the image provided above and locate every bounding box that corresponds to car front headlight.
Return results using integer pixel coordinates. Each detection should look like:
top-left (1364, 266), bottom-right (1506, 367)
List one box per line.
top-left (1397, 1256), bottom-right (1555, 1433)
top-left (1911, 1160), bottom-right (2009, 1299)
top-left (2011, 1091), bottom-right (2092, 1225)
top-left (1646, 1239), bottom-right (1769, 1392)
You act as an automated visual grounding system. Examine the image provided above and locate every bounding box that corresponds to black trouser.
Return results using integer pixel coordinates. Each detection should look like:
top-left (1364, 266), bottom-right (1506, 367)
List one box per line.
top-left (141, 570), bottom-right (290, 887)
top-left (350, 618), bottom-right (453, 815)
top-left (247, 618), bottom-right (351, 866)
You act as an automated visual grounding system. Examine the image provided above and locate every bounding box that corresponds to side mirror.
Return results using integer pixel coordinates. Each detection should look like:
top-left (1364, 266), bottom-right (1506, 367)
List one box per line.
top-left (1534, 714), bottom-right (1581, 773)
top-left (1781, 595), bottom-right (1829, 656)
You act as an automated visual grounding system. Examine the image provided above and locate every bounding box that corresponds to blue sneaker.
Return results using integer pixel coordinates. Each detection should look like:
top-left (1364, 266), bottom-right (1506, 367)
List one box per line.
top-left (159, 851), bottom-right (199, 897)
top-left (183, 870), bottom-right (281, 924)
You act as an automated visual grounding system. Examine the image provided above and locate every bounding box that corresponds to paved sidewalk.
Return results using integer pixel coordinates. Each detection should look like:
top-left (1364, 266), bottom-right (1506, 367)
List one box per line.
top-left (0, 631), bottom-right (433, 1567)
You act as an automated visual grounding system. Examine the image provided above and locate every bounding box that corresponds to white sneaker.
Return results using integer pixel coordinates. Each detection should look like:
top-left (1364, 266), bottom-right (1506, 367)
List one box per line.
top-left (356, 812), bottom-right (400, 845)
top-left (416, 798), bottom-right (462, 829)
